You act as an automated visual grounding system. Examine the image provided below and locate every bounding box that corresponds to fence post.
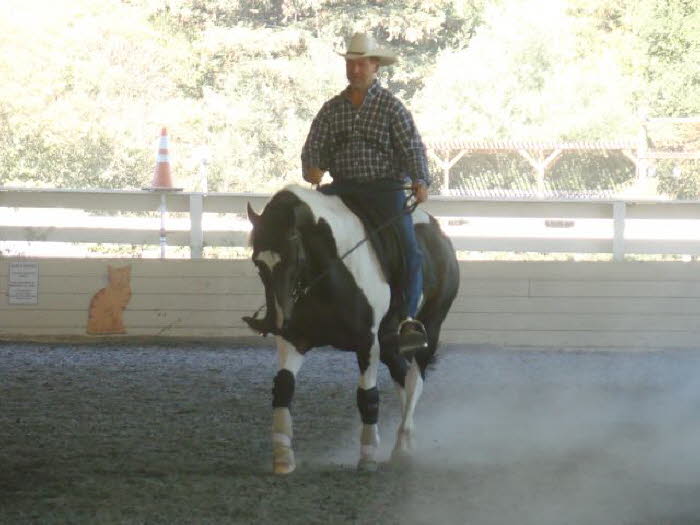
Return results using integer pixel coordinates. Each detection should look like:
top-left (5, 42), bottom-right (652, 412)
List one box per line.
top-left (189, 193), bottom-right (204, 259)
top-left (613, 201), bottom-right (626, 262)
top-left (158, 193), bottom-right (167, 259)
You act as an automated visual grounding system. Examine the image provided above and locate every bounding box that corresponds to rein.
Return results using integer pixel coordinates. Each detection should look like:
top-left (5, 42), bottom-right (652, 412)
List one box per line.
top-left (247, 185), bottom-right (417, 323)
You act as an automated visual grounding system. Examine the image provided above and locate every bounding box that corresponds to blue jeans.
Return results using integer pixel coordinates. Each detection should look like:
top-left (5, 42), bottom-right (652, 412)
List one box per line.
top-left (318, 179), bottom-right (423, 319)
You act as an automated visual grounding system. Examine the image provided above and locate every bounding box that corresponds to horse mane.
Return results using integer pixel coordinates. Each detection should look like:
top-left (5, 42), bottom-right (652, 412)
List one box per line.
top-left (281, 185), bottom-right (370, 258)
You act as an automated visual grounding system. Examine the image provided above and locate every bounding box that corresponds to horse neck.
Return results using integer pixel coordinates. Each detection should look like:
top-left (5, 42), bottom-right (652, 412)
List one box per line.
top-left (299, 227), bottom-right (334, 276)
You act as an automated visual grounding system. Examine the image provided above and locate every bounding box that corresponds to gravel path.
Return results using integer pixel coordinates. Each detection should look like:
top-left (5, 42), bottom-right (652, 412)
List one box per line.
top-left (2, 342), bottom-right (700, 524)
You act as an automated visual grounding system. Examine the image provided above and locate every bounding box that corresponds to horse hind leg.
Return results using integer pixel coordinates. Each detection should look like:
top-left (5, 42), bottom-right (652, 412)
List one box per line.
top-left (378, 337), bottom-right (413, 463)
top-left (378, 320), bottom-right (419, 465)
top-left (391, 356), bottom-right (424, 464)
top-left (271, 336), bottom-right (304, 475)
top-left (389, 300), bottom-right (446, 464)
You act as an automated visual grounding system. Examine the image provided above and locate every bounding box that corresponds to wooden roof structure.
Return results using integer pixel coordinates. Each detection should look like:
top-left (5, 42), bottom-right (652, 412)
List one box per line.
top-left (425, 139), bottom-right (636, 152)
top-left (424, 118), bottom-right (700, 197)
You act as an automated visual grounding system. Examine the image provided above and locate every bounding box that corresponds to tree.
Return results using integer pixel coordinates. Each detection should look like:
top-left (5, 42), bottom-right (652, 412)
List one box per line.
top-left (1, 0), bottom-right (698, 196)
top-left (412, 0), bottom-right (640, 142)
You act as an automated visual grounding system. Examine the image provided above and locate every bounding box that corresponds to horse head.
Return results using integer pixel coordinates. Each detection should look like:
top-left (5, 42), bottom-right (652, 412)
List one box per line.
top-left (245, 191), bottom-right (312, 336)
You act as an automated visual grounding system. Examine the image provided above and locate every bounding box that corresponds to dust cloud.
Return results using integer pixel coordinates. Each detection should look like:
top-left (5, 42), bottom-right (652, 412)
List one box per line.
top-left (396, 348), bottom-right (700, 525)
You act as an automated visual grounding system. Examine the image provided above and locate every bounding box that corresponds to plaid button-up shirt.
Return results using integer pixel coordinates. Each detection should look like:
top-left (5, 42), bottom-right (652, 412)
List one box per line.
top-left (302, 80), bottom-right (431, 186)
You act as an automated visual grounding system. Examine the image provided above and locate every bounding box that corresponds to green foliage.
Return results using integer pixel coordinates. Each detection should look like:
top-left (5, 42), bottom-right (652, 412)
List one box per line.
top-left (0, 123), bottom-right (149, 189)
top-left (448, 151), bottom-right (634, 195)
top-left (656, 161), bottom-right (700, 199)
top-left (412, 0), bottom-right (640, 141)
top-left (146, 0), bottom-right (485, 99)
top-left (0, 0), bottom-right (698, 198)
top-left (450, 154), bottom-right (536, 193)
top-left (621, 0), bottom-right (699, 116)
top-left (548, 152), bottom-right (634, 193)
top-left (0, 0), bottom-right (186, 189)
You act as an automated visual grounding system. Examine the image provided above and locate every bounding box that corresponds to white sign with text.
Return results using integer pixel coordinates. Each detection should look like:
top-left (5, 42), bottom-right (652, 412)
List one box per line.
top-left (8, 262), bottom-right (39, 305)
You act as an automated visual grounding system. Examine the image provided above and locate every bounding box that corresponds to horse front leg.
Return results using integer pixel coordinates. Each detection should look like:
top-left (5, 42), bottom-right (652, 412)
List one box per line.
top-left (272, 335), bottom-right (304, 475)
top-left (391, 357), bottom-right (424, 464)
top-left (356, 338), bottom-right (381, 472)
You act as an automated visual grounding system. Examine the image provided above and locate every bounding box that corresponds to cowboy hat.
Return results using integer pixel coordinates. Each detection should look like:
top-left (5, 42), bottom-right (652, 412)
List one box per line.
top-left (339, 32), bottom-right (397, 66)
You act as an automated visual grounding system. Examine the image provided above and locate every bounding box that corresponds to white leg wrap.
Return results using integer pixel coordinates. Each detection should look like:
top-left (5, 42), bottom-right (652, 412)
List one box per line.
top-left (271, 337), bottom-right (303, 475)
top-left (272, 407), bottom-right (293, 439)
top-left (358, 423), bottom-right (380, 471)
top-left (272, 406), bottom-right (296, 474)
top-left (272, 433), bottom-right (291, 448)
top-left (361, 424), bottom-right (380, 448)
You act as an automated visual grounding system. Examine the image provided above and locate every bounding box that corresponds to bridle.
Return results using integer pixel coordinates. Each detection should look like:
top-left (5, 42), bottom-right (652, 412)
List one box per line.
top-left (287, 232), bottom-right (309, 305)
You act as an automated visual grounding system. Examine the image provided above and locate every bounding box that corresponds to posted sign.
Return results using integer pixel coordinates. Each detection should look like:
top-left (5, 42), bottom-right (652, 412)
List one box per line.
top-left (8, 262), bottom-right (39, 305)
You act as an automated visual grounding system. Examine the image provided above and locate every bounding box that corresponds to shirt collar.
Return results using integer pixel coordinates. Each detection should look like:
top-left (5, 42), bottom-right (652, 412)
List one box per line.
top-left (366, 78), bottom-right (381, 97)
top-left (342, 79), bottom-right (381, 101)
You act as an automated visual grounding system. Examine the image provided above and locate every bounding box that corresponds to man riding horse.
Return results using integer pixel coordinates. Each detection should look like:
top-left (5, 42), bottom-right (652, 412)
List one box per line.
top-left (301, 32), bottom-right (430, 351)
top-left (244, 33), bottom-right (458, 474)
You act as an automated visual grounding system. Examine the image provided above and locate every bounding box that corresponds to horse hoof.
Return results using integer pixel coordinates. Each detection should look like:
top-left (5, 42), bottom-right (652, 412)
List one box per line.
top-left (390, 448), bottom-right (414, 468)
top-left (357, 458), bottom-right (379, 472)
top-left (273, 461), bottom-right (296, 475)
top-left (273, 446), bottom-right (296, 474)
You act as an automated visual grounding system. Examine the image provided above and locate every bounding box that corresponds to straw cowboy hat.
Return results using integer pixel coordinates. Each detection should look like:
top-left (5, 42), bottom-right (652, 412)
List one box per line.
top-left (339, 32), bottom-right (397, 66)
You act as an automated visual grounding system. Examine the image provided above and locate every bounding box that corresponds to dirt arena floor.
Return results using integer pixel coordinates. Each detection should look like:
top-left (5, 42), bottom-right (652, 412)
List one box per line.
top-left (2, 341), bottom-right (700, 524)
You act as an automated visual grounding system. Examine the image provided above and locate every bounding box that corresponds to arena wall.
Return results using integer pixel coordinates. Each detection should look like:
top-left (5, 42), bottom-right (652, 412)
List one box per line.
top-left (2, 258), bottom-right (700, 348)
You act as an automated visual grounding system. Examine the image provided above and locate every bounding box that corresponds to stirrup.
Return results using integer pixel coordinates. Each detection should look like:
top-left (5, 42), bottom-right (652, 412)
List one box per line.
top-left (397, 318), bottom-right (428, 358)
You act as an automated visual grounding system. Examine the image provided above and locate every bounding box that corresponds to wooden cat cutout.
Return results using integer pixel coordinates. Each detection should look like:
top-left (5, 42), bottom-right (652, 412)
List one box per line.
top-left (86, 264), bottom-right (132, 335)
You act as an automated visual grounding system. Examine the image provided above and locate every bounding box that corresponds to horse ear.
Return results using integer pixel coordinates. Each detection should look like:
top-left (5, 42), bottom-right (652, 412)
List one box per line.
top-left (247, 202), bottom-right (260, 227)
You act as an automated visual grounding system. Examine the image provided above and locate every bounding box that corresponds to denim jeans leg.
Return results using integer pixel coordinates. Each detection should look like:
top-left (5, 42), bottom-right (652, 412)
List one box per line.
top-left (395, 192), bottom-right (423, 318)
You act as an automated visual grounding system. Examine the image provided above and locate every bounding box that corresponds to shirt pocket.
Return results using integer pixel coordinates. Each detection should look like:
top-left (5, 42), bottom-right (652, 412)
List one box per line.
top-left (363, 115), bottom-right (392, 155)
top-left (328, 113), bottom-right (351, 149)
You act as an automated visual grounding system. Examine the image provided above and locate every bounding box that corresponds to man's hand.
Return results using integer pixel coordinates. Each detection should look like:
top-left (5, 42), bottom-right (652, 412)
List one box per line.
top-left (304, 167), bottom-right (324, 185)
top-left (412, 180), bottom-right (428, 204)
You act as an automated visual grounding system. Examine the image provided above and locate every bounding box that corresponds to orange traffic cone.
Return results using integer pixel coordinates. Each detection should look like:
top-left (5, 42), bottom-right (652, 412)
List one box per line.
top-left (151, 127), bottom-right (174, 189)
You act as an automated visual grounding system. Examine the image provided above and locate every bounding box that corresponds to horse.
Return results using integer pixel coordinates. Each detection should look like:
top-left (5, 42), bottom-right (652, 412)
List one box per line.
top-left (244, 184), bottom-right (459, 474)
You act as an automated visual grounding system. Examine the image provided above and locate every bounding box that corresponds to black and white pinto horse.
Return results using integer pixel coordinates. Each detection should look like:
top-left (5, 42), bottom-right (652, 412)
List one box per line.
top-left (244, 184), bottom-right (459, 474)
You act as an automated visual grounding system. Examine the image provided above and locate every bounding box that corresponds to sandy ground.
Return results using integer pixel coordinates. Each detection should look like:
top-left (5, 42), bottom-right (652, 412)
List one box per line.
top-left (2, 342), bottom-right (700, 524)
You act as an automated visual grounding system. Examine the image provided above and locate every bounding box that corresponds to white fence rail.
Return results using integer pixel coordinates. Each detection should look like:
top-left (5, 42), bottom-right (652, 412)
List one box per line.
top-left (4, 187), bottom-right (700, 260)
